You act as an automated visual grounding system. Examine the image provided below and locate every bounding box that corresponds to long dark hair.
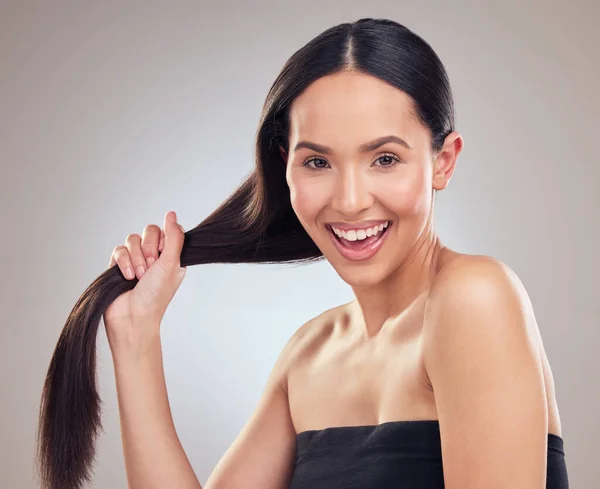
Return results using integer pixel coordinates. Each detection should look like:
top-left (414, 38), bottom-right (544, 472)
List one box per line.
top-left (36, 17), bottom-right (455, 489)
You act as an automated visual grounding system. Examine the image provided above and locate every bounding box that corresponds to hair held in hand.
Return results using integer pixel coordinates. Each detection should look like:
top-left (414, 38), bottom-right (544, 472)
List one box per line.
top-left (36, 18), bottom-right (454, 489)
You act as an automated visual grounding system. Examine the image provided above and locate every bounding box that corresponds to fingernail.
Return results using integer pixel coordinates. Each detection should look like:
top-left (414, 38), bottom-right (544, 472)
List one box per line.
top-left (147, 257), bottom-right (156, 266)
top-left (168, 211), bottom-right (177, 222)
top-left (136, 266), bottom-right (146, 277)
top-left (125, 267), bottom-right (135, 280)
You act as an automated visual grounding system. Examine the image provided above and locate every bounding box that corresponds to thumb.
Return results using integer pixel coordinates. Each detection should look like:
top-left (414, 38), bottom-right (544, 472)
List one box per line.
top-left (159, 211), bottom-right (186, 268)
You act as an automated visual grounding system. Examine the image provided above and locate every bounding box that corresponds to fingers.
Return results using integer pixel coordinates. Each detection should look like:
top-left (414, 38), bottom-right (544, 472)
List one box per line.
top-left (125, 233), bottom-right (148, 280)
top-left (108, 212), bottom-right (182, 280)
top-left (108, 223), bottom-right (164, 281)
top-left (158, 211), bottom-right (186, 268)
top-left (141, 224), bottom-right (161, 267)
top-left (109, 245), bottom-right (136, 280)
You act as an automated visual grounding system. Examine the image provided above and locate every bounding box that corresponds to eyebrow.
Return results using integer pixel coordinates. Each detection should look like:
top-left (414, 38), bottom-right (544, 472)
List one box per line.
top-left (292, 135), bottom-right (412, 154)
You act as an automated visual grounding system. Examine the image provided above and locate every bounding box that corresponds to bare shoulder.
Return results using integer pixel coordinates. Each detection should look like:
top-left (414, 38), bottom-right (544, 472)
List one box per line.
top-left (422, 252), bottom-right (552, 402)
top-left (421, 252), bottom-right (545, 385)
top-left (434, 252), bottom-right (521, 283)
top-left (425, 253), bottom-right (537, 334)
top-left (277, 302), bottom-right (350, 395)
top-left (431, 253), bottom-right (563, 435)
top-left (430, 253), bottom-right (533, 308)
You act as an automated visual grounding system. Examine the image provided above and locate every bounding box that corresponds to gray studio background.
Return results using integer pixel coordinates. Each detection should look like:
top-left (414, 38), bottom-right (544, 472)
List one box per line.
top-left (1, 0), bottom-right (598, 487)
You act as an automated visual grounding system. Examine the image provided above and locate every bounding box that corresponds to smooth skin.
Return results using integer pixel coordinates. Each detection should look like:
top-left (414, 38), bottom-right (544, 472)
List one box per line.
top-left (106, 211), bottom-right (187, 357)
top-left (108, 71), bottom-right (562, 489)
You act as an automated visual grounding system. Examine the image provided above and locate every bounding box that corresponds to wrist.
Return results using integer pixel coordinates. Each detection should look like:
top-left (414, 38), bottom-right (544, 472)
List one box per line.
top-left (109, 323), bottom-right (162, 366)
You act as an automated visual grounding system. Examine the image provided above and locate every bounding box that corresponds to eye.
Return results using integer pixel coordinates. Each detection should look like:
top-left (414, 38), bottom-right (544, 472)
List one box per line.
top-left (372, 153), bottom-right (401, 168)
top-left (301, 153), bottom-right (402, 171)
top-left (302, 157), bottom-right (330, 170)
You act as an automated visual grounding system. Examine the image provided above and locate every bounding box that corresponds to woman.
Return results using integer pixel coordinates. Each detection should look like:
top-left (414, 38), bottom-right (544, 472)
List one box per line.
top-left (37, 17), bottom-right (569, 489)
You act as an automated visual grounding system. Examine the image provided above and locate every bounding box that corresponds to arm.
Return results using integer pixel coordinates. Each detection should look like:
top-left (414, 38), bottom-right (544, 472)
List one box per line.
top-left (113, 327), bottom-right (202, 489)
top-left (422, 256), bottom-right (548, 489)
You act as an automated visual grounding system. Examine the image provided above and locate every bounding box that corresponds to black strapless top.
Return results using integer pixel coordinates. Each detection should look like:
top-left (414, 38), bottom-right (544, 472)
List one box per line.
top-left (289, 420), bottom-right (568, 489)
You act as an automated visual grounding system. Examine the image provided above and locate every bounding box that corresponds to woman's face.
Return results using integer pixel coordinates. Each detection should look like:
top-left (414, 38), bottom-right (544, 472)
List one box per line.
top-left (284, 71), bottom-right (458, 287)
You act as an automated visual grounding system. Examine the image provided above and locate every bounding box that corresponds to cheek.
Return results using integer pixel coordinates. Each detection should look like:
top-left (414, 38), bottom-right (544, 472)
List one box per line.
top-left (287, 176), bottom-right (326, 222)
top-left (378, 168), bottom-right (430, 214)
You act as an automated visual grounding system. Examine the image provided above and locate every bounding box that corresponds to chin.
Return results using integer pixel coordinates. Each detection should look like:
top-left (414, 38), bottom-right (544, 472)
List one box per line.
top-left (330, 261), bottom-right (392, 288)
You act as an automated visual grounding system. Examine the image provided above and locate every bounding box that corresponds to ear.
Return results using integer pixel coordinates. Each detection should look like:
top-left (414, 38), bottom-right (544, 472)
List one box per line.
top-left (432, 132), bottom-right (463, 191)
top-left (279, 146), bottom-right (288, 163)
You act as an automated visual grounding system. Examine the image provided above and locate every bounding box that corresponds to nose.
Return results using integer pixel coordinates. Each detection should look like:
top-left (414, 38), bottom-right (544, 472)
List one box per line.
top-left (330, 168), bottom-right (374, 217)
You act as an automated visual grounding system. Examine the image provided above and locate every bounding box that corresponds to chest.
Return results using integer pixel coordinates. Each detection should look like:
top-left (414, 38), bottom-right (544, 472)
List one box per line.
top-left (287, 330), bottom-right (438, 434)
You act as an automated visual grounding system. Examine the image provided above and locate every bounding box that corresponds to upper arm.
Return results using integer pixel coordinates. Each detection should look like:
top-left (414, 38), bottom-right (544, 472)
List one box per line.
top-left (422, 257), bottom-right (548, 489)
top-left (203, 324), bottom-right (306, 489)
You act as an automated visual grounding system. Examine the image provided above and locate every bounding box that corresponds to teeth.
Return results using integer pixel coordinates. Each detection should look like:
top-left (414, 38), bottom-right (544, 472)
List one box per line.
top-left (331, 221), bottom-right (390, 242)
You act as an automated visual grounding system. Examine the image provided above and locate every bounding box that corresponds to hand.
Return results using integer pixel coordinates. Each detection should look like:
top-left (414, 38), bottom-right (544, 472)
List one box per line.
top-left (103, 211), bottom-right (187, 355)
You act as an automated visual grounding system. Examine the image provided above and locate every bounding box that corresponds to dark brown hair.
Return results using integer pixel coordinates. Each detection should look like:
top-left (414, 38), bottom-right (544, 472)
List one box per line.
top-left (36, 17), bottom-right (455, 489)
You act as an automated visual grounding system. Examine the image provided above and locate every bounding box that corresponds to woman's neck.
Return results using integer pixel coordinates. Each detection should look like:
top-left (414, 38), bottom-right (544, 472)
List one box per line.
top-left (349, 234), bottom-right (448, 339)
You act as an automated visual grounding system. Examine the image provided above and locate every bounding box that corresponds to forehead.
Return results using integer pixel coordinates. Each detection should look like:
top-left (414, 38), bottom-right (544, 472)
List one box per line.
top-left (288, 71), bottom-right (424, 149)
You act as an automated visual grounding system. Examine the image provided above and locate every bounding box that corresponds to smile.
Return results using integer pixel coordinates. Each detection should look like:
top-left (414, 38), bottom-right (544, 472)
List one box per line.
top-left (326, 221), bottom-right (392, 261)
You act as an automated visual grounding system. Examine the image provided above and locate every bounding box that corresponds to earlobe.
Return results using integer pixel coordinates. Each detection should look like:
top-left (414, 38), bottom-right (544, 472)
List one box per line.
top-left (431, 155), bottom-right (450, 192)
top-left (432, 163), bottom-right (449, 192)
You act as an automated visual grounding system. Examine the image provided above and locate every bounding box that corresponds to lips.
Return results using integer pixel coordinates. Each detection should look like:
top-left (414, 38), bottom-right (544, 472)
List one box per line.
top-left (325, 222), bottom-right (392, 261)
